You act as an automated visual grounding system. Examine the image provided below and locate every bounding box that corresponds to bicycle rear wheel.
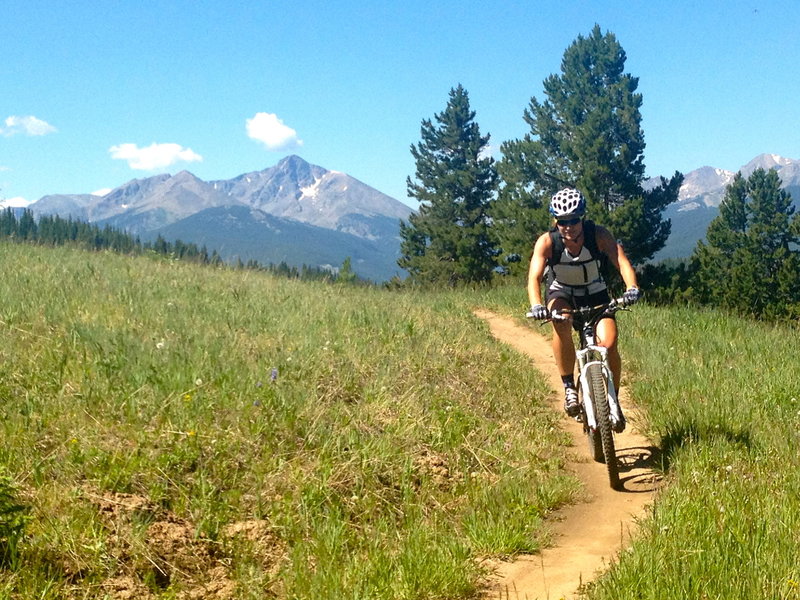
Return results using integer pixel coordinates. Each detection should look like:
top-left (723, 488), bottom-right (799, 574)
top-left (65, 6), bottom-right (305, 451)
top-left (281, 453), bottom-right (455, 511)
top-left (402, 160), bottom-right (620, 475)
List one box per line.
top-left (588, 363), bottom-right (620, 490)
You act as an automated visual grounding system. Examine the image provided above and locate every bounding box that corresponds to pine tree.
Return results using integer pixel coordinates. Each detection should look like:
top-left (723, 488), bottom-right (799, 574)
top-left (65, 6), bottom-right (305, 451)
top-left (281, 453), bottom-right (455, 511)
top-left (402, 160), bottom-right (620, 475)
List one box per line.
top-left (496, 25), bottom-right (682, 273)
top-left (691, 168), bottom-right (800, 318)
top-left (17, 210), bottom-right (37, 240)
top-left (398, 85), bottom-right (498, 285)
top-left (0, 209), bottom-right (16, 237)
top-left (337, 257), bottom-right (358, 285)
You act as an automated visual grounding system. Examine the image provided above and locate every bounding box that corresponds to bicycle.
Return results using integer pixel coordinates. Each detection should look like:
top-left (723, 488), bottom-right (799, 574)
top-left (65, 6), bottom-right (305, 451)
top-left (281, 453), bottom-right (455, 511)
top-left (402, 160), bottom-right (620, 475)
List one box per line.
top-left (528, 298), bottom-right (629, 490)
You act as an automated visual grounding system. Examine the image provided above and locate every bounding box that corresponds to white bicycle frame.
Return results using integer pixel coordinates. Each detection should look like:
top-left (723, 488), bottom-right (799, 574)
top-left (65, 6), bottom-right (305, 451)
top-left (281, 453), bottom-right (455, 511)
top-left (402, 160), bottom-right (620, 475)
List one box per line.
top-left (576, 335), bottom-right (624, 432)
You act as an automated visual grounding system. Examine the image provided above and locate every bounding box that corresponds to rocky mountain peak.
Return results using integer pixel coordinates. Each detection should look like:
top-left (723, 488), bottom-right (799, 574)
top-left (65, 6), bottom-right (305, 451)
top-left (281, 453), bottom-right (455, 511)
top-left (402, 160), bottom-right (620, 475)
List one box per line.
top-left (750, 153), bottom-right (794, 168)
top-left (275, 154), bottom-right (317, 177)
top-left (741, 153), bottom-right (798, 177)
top-left (678, 166), bottom-right (735, 202)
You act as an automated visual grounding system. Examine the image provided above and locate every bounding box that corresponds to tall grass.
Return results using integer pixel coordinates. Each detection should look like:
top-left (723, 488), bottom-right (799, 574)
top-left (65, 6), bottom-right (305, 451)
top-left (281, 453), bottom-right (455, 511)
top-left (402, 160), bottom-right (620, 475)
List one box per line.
top-left (0, 243), bottom-right (577, 598)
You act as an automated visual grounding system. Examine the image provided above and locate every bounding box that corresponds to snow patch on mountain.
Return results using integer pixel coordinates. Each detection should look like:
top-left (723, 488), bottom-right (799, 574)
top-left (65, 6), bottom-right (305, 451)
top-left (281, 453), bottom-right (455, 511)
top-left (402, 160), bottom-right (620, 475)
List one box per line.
top-left (300, 177), bottom-right (322, 200)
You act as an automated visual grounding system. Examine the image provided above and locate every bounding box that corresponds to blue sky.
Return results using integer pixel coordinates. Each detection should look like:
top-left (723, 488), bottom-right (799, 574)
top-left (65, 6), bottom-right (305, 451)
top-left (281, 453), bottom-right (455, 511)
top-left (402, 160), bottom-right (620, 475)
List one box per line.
top-left (2, 0), bottom-right (798, 209)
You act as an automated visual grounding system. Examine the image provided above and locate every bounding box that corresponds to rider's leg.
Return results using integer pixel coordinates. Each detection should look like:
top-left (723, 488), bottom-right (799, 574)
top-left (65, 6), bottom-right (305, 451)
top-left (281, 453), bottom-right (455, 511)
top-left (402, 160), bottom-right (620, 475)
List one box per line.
top-left (596, 316), bottom-right (621, 391)
top-left (548, 297), bottom-right (580, 417)
top-left (547, 297), bottom-right (575, 378)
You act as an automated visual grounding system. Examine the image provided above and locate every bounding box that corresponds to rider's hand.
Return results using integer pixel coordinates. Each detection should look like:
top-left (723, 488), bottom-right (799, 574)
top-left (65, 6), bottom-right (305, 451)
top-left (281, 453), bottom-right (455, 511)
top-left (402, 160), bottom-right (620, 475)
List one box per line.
top-left (622, 287), bottom-right (641, 307)
top-left (530, 304), bottom-right (549, 320)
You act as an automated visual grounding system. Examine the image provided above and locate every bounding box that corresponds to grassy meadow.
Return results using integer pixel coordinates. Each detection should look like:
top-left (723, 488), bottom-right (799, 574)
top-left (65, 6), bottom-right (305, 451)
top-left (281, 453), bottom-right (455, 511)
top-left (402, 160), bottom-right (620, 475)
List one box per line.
top-left (2, 241), bottom-right (800, 599)
top-left (0, 242), bottom-right (577, 599)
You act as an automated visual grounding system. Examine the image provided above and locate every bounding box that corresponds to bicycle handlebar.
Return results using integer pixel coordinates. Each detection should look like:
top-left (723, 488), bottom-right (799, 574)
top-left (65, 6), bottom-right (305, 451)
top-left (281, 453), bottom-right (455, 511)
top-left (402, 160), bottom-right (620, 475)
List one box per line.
top-left (526, 297), bottom-right (628, 323)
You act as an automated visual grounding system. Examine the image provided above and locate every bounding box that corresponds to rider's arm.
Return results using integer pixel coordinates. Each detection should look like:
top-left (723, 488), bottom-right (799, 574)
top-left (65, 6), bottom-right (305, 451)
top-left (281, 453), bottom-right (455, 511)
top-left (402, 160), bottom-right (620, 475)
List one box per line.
top-left (527, 233), bottom-right (552, 306)
top-left (596, 227), bottom-right (638, 290)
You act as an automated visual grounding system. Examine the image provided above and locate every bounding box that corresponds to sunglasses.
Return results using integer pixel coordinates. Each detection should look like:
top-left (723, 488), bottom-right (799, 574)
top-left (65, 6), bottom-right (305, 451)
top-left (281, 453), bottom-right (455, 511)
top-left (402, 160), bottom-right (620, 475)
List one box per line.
top-left (556, 217), bottom-right (582, 227)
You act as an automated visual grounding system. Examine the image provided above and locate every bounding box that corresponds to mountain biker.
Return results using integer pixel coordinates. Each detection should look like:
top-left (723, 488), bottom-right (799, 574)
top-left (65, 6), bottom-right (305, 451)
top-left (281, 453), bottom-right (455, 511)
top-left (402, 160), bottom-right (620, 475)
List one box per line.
top-left (527, 188), bottom-right (641, 418)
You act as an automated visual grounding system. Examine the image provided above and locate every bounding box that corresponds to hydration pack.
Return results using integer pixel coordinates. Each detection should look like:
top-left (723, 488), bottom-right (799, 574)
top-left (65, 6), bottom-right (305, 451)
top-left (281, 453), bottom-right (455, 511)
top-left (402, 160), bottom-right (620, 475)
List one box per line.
top-left (546, 220), bottom-right (610, 288)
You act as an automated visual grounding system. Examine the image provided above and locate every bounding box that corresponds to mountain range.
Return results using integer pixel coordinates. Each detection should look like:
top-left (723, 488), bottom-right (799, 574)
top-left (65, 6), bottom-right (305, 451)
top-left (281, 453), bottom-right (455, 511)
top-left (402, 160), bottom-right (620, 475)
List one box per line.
top-left (652, 153), bottom-right (800, 261)
top-left (28, 156), bottom-right (414, 282)
top-left (20, 153), bottom-right (800, 280)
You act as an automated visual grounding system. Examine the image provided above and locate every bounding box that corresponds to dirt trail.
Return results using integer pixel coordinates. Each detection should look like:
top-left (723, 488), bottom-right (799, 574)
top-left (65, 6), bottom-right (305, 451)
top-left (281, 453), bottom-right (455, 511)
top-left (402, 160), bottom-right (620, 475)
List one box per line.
top-left (475, 310), bottom-right (662, 600)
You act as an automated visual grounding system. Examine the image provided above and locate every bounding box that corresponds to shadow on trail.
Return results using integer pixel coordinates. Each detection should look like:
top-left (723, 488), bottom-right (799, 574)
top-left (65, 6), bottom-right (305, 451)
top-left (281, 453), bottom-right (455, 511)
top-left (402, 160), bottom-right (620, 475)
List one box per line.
top-left (612, 419), bottom-right (754, 493)
top-left (614, 445), bottom-right (664, 493)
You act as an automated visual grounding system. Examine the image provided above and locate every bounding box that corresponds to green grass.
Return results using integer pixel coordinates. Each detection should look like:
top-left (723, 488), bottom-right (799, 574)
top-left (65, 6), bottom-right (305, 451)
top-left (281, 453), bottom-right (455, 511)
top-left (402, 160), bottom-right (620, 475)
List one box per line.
top-left (0, 243), bottom-right (577, 598)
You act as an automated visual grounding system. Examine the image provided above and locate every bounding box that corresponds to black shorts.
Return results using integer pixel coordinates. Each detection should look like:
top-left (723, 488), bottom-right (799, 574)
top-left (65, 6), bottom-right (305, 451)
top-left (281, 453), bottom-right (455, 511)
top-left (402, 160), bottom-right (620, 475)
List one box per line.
top-left (546, 287), bottom-right (611, 308)
top-left (546, 287), bottom-right (615, 328)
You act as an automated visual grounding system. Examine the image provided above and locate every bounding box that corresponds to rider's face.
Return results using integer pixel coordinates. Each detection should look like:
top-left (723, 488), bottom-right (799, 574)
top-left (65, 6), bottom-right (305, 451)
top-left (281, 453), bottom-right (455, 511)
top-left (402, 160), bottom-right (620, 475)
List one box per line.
top-left (556, 218), bottom-right (583, 241)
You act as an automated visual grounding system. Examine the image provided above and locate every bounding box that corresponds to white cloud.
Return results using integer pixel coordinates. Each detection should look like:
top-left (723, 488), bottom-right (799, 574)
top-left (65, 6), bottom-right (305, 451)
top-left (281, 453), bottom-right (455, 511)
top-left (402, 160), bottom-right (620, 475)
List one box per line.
top-left (479, 143), bottom-right (499, 160)
top-left (92, 188), bottom-right (112, 197)
top-left (1, 115), bottom-right (57, 136)
top-left (246, 112), bottom-right (303, 150)
top-left (0, 196), bottom-right (33, 208)
top-left (109, 142), bottom-right (203, 170)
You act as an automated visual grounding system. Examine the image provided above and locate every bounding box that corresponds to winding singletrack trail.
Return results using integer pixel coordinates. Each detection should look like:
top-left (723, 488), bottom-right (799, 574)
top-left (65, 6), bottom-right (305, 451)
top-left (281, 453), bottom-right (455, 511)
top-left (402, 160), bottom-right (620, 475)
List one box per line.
top-left (475, 310), bottom-right (663, 600)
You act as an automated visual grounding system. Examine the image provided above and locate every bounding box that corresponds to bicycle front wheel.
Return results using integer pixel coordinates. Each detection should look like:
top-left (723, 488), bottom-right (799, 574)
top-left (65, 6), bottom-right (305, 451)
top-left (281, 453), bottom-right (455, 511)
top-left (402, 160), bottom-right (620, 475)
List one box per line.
top-left (584, 385), bottom-right (604, 463)
top-left (588, 363), bottom-right (620, 490)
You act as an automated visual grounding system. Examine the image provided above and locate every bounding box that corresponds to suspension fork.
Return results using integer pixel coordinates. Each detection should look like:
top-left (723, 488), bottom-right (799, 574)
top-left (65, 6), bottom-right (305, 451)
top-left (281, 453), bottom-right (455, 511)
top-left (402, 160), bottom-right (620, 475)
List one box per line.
top-left (576, 341), bottom-right (624, 431)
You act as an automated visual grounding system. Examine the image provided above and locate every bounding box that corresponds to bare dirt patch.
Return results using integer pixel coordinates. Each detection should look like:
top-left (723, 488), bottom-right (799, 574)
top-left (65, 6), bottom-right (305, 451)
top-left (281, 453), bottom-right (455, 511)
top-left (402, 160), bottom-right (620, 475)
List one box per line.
top-left (475, 310), bottom-right (662, 600)
top-left (82, 490), bottom-right (285, 599)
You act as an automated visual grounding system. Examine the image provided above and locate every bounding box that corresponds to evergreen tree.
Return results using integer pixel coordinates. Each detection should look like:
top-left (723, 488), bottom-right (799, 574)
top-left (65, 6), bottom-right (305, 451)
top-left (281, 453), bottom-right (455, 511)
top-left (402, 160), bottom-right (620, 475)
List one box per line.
top-left (399, 84), bottom-right (498, 285)
top-left (17, 210), bottom-right (37, 240)
top-left (0, 209), bottom-right (16, 237)
top-left (152, 235), bottom-right (169, 255)
top-left (496, 25), bottom-right (682, 274)
top-left (337, 257), bottom-right (358, 284)
top-left (691, 168), bottom-right (800, 318)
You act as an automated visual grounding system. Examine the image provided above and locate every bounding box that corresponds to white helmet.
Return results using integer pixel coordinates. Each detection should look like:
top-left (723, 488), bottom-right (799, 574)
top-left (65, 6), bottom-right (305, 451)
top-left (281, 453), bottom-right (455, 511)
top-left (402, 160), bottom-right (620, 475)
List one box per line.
top-left (549, 188), bottom-right (586, 219)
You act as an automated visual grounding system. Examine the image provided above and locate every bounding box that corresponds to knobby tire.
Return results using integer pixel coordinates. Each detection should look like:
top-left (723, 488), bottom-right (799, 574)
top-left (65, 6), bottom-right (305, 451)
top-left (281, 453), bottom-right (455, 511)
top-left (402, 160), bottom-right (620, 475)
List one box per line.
top-left (584, 383), bottom-right (605, 463)
top-left (588, 363), bottom-right (620, 490)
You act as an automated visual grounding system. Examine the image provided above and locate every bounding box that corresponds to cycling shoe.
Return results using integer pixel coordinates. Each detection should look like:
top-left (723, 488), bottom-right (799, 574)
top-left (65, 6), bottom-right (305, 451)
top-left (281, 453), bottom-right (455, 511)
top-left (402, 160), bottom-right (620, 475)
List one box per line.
top-left (564, 387), bottom-right (580, 418)
top-left (612, 414), bottom-right (626, 433)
